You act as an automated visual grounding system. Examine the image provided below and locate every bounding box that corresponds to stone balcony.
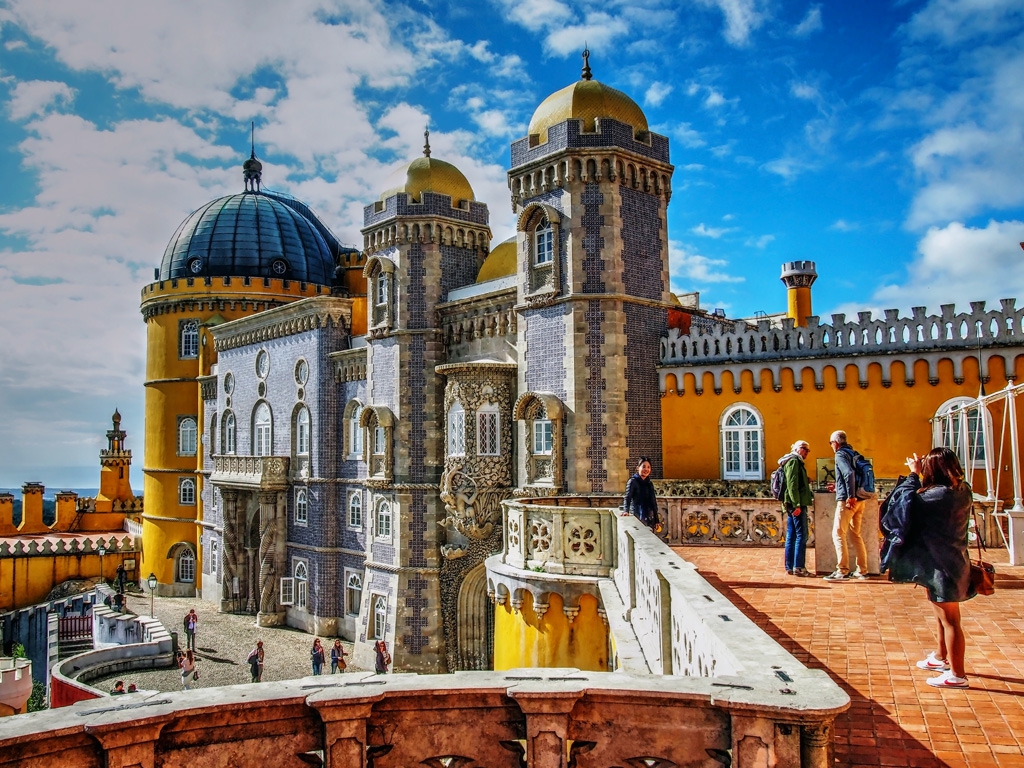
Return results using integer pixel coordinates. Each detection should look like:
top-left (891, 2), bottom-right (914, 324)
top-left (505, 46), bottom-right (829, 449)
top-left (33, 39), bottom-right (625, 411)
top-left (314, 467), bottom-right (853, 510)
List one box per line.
top-left (209, 455), bottom-right (290, 490)
top-left (499, 496), bottom-right (618, 577)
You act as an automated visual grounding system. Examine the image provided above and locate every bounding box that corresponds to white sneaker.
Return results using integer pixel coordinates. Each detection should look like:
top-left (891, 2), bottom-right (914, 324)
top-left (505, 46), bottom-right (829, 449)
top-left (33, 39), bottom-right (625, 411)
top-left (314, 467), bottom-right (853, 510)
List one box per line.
top-left (916, 652), bottom-right (950, 671)
top-left (823, 569), bottom-right (848, 581)
top-left (926, 671), bottom-right (968, 689)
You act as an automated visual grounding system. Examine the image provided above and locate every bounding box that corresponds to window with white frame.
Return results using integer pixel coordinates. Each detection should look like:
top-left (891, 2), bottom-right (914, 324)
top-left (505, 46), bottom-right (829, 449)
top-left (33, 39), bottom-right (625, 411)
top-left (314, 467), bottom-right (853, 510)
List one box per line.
top-left (534, 216), bottom-right (554, 265)
top-left (280, 576), bottom-right (294, 605)
top-left (180, 320), bottom-right (199, 359)
top-left (373, 594), bottom-right (387, 639)
top-left (934, 398), bottom-right (991, 469)
top-left (223, 411), bottom-right (236, 454)
top-left (721, 405), bottom-right (764, 480)
top-left (178, 417), bottom-right (198, 456)
top-left (179, 477), bottom-right (196, 505)
top-left (211, 539), bottom-right (218, 577)
top-left (294, 560), bottom-right (308, 610)
top-left (532, 419), bottom-right (553, 455)
top-left (447, 402), bottom-right (466, 456)
top-left (295, 407), bottom-right (310, 456)
top-left (477, 405), bottom-right (499, 456)
top-left (376, 499), bottom-right (392, 539)
top-left (346, 403), bottom-right (364, 459)
top-left (348, 490), bottom-right (362, 528)
top-left (295, 488), bottom-right (308, 526)
top-left (253, 402), bottom-right (272, 456)
top-left (346, 572), bottom-right (363, 616)
top-left (374, 425), bottom-right (387, 456)
top-left (376, 272), bottom-right (388, 306)
top-left (177, 548), bottom-right (195, 583)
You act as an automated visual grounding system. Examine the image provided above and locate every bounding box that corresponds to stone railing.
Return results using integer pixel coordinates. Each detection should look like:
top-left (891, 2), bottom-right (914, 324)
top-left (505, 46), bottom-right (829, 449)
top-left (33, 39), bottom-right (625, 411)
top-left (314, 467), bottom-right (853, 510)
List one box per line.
top-left (209, 455), bottom-right (290, 489)
top-left (0, 533), bottom-right (135, 558)
top-left (500, 497), bottom-right (618, 576)
top-left (661, 298), bottom-right (1023, 366)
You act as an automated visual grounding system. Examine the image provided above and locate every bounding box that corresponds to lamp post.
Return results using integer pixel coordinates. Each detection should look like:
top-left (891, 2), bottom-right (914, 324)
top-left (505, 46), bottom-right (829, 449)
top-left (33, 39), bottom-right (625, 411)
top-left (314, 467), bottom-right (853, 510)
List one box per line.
top-left (147, 573), bottom-right (157, 618)
top-left (98, 546), bottom-right (106, 583)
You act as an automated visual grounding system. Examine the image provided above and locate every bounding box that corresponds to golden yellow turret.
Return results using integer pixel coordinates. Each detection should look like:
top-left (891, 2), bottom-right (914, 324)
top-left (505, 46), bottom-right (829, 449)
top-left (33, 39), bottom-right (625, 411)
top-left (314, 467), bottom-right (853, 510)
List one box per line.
top-left (780, 261), bottom-right (818, 327)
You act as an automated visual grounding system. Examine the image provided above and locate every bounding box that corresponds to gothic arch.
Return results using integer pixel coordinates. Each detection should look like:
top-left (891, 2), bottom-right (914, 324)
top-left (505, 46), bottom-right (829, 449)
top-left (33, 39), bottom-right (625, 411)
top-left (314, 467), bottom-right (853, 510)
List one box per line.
top-left (456, 563), bottom-right (493, 671)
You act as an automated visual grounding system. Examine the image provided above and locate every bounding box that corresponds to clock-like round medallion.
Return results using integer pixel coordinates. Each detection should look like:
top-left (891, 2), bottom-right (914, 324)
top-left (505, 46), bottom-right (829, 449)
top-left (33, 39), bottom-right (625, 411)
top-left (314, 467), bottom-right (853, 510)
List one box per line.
top-left (224, 373), bottom-right (234, 395)
top-left (256, 350), bottom-right (270, 379)
top-left (295, 359), bottom-right (309, 385)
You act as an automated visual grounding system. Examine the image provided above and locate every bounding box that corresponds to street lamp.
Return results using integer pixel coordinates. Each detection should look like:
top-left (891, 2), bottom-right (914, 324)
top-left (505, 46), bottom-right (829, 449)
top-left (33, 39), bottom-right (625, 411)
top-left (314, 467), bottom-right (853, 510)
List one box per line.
top-left (97, 546), bottom-right (106, 583)
top-left (147, 573), bottom-right (157, 618)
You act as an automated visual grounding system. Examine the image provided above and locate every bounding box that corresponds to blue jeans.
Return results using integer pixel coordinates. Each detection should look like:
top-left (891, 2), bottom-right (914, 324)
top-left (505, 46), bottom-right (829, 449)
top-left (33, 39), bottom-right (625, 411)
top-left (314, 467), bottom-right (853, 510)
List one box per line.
top-left (784, 507), bottom-right (808, 571)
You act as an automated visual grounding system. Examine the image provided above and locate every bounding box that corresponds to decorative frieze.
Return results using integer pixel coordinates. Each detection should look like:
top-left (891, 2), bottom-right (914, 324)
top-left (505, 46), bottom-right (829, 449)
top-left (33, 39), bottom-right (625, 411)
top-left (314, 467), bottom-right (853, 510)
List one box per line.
top-left (209, 455), bottom-right (290, 490)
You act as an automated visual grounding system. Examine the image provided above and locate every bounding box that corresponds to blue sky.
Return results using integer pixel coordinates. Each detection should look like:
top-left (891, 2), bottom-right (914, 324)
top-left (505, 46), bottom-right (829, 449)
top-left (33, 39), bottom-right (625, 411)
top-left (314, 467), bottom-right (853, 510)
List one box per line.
top-left (0, 0), bottom-right (1023, 485)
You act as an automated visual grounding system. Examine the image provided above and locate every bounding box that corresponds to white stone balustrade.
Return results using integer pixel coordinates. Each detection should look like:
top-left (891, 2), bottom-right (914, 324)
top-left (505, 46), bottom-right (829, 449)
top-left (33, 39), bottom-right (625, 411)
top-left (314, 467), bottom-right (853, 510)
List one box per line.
top-left (500, 497), bottom-right (617, 577)
top-left (209, 455), bottom-right (290, 489)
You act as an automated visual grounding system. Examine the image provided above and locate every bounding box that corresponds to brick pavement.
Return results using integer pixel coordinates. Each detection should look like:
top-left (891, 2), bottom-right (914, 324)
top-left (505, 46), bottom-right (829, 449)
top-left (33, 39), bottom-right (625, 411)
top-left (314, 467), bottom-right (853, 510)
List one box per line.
top-left (673, 545), bottom-right (1024, 768)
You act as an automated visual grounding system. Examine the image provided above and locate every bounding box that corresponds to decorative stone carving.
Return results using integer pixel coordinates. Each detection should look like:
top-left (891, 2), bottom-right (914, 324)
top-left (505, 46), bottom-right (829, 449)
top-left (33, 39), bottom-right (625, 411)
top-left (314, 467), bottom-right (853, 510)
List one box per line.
top-left (257, 492), bottom-right (278, 615)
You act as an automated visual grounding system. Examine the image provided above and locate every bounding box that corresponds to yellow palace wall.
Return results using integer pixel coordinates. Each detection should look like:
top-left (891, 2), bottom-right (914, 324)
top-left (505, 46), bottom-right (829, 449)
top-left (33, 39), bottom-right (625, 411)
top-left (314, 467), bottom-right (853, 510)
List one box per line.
top-left (0, 552), bottom-right (131, 611)
top-left (493, 592), bottom-right (608, 672)
top-left (661, 354), bottom-right (1024, 491)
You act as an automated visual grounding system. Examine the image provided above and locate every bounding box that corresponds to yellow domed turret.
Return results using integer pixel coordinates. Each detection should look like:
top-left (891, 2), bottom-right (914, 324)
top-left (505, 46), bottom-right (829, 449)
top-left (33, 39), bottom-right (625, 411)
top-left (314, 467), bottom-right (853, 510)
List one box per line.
top-left (380, 129), bottom-right (475, 205)
top-left (477, 237), bottom-right (516, 283)
top-left (528, 49), bottom-right (649, 145)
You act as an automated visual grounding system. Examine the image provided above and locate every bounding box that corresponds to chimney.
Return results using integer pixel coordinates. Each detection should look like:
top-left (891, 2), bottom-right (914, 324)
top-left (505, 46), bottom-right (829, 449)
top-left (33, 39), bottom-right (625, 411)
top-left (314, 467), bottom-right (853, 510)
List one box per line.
top-left (54, 490), bottom-right (79, 531)
top-left (0, 493), bottom-right (15, 537)
top-left (18, 483), bottom-right (46, 534)
top-left (780, 261), bottom-right (818, 327)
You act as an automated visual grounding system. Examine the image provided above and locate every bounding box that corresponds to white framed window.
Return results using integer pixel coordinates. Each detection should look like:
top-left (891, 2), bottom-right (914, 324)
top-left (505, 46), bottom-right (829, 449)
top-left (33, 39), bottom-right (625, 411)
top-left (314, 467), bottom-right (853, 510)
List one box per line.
top-left (721, 404), bottom-right (764, 480)
top-left (348, 490), bottom-right (363, 529)
top-left (376, 499), bottom-right (392, 539)
top-left (295, 488), bottom-right (308, 526)
top-left (294, 560), bottom-right (308, 610)
top-left (532, 419), bottom-right (553, 455)
top-left (535, 216), bottom-right (554, 265)
top-left (178, 417), bottom-right (198, 456)
top-left (477, 405), bottom-right (499, 456)
top-left (280, 576), bottom-right (294, 606)
top-left (211, 539), bottom-right (218, 577)
top-left (180, 320), bottom-right (199, 359)
top-left (376, 272), bottom-right (388, 306)
top-left (223, 411), bottom-right (236, 455)
top-left (295, 406), bottom-right (310, 455)
top-left (178, 548), bottom-right (195, 583)
top-left (447, 402), bottom-right (466, 456)
top-left (345, 401), bottom-right (364, 459)
top-left (346, 571), bottom-right (363, 616)
top-left (253, 402), bottom-right (272, 456)
top-left (178, 477), bottom-right (196, 506)
top-left (373, 594), bottom-right (387, 639)
top-left (934, 397), bottom-right (991, 470)
top-left (374, 425), bottom-right (387, 456)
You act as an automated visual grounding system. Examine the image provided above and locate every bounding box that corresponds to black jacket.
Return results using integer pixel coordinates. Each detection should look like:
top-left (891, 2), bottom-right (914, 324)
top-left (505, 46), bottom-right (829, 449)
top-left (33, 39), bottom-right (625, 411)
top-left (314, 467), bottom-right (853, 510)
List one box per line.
top-left (624, 474), bottom-right (658, 522)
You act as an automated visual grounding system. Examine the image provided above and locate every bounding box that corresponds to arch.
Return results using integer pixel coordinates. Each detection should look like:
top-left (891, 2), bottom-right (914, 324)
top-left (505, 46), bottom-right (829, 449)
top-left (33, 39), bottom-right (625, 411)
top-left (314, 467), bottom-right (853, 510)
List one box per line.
top-left (166, 542), bottom-right (197, 583)
top-left (513, 391), bottom-right (564, 421)
top-left (295, 487), bottom-right (308, 525)
top-left (222, 411), bottom-right (236, 455)
top-left (361, 254), bottom-right (396, 279)
top-left (456, 563), bottom-right (493, 671)
top-left (293, 405), bottom-right (310, 456)
top-left (252, 401), bottom-right (272, 456)
top-left (178, 417), bottom-right (198, 456)
top-left (720, 403), bottom-right (764, 480)
top-left (515, 201), bottom-right (562, 232)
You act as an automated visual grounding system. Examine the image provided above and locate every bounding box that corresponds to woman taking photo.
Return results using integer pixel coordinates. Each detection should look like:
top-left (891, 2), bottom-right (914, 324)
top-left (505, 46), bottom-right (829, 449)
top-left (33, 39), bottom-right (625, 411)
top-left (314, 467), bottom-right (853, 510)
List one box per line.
top-left (882, 447), bottom-right (974, 689)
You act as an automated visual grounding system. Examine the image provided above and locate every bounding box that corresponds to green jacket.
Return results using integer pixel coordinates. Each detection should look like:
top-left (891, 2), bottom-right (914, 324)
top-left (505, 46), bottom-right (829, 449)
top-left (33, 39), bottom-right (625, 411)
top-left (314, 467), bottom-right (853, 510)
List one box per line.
top-left (782, 454), bottom-right (813, 509)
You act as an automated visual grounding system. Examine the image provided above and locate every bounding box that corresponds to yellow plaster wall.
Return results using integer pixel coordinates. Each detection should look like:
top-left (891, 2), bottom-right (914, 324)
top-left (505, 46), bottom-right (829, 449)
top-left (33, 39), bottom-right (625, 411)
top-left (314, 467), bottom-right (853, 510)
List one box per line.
top-left (0, 552), bottom-right (131, 612)
top-left (493, 591), bottom-right (607, 671)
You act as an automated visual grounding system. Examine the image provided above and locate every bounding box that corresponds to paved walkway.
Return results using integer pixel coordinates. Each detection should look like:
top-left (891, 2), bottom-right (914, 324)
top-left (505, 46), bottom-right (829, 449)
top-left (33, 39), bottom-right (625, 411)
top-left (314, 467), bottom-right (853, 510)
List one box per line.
top-left (673, 545), bottom-right (1024, 768)
top-left (91, 593), bottom-right (361, 693)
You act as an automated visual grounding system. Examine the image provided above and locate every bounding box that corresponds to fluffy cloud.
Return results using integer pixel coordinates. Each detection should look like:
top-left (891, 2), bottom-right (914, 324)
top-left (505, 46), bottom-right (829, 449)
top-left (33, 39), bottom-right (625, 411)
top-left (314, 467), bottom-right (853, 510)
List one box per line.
top-left (7, 80), bottom-right (75, 120)
top-left (905, 0), bottom-right (1024, 44)
top-left (669, 240), bottom-right (745, 285)
top-left (691, 223), bottom-right (735, 238)
top-left (694, 0), bottom-right (766, 46)
top-left (793, 5), bottom-right (822, 37)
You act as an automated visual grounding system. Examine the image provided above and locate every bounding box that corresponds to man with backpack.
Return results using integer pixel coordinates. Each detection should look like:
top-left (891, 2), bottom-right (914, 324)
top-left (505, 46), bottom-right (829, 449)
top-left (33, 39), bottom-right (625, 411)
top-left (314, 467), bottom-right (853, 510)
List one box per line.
top-left (825, 430), bottom-right (870, 581)
top-left (775, 440), bottom-right (813, 576)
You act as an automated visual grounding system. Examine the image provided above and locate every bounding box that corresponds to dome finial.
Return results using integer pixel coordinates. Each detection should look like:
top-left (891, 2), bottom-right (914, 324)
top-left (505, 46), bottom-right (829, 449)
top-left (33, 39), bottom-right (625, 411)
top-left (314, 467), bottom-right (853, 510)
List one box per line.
top-left (581, 45), bottom-right (592, 81)
top-left (243, 121), bottom-right (263, 193)
top-left (423, 127), bottom-right (431, 158)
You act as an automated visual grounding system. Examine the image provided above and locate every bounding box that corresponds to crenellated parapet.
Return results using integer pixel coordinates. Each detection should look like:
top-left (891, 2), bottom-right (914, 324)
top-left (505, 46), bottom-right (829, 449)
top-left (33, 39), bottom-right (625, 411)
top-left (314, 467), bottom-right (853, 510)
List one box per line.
top-left (660, 298), bottom-right (1024, 393)
top-left (0, 533), bottom-right (135, 559)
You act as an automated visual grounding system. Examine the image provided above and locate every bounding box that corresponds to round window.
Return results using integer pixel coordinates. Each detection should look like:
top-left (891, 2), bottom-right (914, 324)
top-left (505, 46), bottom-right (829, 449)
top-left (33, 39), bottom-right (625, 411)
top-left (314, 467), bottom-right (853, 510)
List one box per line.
top-left (256, 351), bottom-right (270, 379)
top-left (295, 359), bottom-right (309, 385)
top-left (224, 373), bottom-right (234, 395)
top-left (271, 259), bottom-right (288, 276)
top-left (188, 258), bottom-right (203, 274)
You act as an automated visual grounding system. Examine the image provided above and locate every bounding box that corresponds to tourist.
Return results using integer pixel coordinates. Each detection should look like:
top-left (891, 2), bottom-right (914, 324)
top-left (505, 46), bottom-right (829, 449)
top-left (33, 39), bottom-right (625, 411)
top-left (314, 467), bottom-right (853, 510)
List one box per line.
top-left (623, 457), bottom-right (662, 533)
top-left (247, 640), bottom-right (264, 682)
top-left (779, 440), bottom-right (813, 576)
top-left (115, 563), bottom-right (127, 594)
top-left (179, 648), bottom-right (197, 690)
top-left (110, 680), bottom-right (126, 695)
top-left (126, 683), bottom-right (138, 693)
top-left (374, 639), bottom-right (391, 674)
top-left (330, 639), bottom-right (348, 673)
top-left (183, 609), bottom-right (198, 651)
top-left (882, 448), bottom-right (974, 688)
top-left (824, 430), bottom-right (869, 581)
top-left (311, 638), bottom-right (325, 676)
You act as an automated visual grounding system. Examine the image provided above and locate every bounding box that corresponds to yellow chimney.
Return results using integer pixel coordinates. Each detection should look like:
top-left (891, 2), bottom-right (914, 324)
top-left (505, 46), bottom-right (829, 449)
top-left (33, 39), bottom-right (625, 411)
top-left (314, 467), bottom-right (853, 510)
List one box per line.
top-left (780, 261), bottom-right (818, 327)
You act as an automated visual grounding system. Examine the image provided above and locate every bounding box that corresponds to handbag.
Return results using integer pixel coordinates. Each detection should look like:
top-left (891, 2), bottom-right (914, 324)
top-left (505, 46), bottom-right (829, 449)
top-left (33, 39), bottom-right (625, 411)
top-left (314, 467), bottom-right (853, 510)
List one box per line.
top-left (970, 508), bottom-right (996, 596)
top-left (338, 658), bottom-right (347, 672)
top-left (193, 669), bottom-right (199, 681)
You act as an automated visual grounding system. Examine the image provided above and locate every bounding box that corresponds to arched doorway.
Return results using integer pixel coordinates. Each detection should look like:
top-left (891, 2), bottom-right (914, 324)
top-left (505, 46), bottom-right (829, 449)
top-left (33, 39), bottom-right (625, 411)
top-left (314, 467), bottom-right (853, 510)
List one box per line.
top-left (456, 563), bottom-right (493, 670)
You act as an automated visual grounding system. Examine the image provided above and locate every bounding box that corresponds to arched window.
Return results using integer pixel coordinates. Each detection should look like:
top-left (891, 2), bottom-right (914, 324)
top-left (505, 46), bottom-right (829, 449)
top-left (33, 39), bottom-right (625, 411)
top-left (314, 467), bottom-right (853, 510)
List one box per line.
top-left (294, 561), bottom-right (308, 610)
top-left (180, 320), bottom-right (199, 359)
top-left (447, 402), bottom-right (466, 456)
top-left (178, 417), bottom-right (197, 456)
top-left (477, 403), bottom-right (500, 456)
top-left (721, 405), bottom-right (764, 480)
top-left (295, 488), bottom-right (308, 526)
top-left (376, 272), bottom-right (388, 306)
top-left (535, 216), bottom-right (554, 265)
top-left (373, 594), bottom-right (387, 639)
top-left (253, 402), bottom-right (272, 456)
top-left (346, 572), bottom-right (363, 616)
top-left (348, 490), bottom-right (362, 529)
top-left (178, 477), bottom-right (196, 505)
top-left (208, 412), bottom-right (217, 455)
top-left (177, 548), bottom-right (195, 583)
top-left (376, 499), bottom-right (392, 539)
top-left (345, 401), bottom-right (363, 459)
top-left (934, 397), bottom-right (991, 471)
top-left (222, 411), bottom-right (236, 455)
top-left (295, 407), bottom-right (310, 456)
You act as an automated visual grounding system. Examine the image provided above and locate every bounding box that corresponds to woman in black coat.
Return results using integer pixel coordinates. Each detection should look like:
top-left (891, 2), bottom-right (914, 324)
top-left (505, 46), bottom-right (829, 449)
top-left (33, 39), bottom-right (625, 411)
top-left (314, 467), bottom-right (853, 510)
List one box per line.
top-left (623, 457), bottom-right (660, 532)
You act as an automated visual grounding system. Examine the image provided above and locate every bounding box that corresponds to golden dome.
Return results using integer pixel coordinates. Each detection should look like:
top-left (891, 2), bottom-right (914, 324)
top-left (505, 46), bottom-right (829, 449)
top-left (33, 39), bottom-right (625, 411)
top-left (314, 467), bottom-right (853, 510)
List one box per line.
top-left (380, 155), bottom-right (475, 206)
top-left (477, 237), bottom-right (516, 283)
top-left (528, 79), bottom-right (648, 145)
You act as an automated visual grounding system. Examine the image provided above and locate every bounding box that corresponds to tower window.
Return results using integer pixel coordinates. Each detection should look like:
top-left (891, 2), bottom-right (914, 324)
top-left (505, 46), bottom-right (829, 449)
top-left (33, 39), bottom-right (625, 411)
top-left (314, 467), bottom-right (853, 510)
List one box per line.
top-left (376, 499), bottom-right (392, 539)
top-left (295, 488), bottom-right (308, 526)
top-left (178, 417), bottom-right (197, 456)
top-left (180, 321), bottom-right (199, 359)
top-left (535, 217), bottom-right (554, 265)
top-left (478, 406), bottom-right (499, 456)
top-left (295, 407), bottom-right (310, 456)
top-left (178, 477), bottom-right (196, 505)
top-left (177, 548), bottom-right (195, 583)
top-left (532, 419), bottom-right (553, 455)
top-left (346, 572), bottom-right (363, 616)
top-left (222, 411), bottom-right (236, 455)
top-left (447, 403), bottom-right (466, 457)
top-left (373, 594), bottom-right (387, 639)
top-left (348, 490), bottom-right (362, 529)
top-left (294, 560), bottom-right (308, 610)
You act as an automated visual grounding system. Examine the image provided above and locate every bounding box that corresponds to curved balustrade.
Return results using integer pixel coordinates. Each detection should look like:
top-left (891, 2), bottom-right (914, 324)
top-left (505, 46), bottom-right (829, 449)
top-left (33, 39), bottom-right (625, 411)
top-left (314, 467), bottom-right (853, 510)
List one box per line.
top-left (500, 497), bottom-right (618, 577)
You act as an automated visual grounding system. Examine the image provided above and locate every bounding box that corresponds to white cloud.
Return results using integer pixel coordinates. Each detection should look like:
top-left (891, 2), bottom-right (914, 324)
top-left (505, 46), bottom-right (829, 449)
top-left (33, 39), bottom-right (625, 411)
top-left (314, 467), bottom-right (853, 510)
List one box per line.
top-left (745, 234), bottom-right (775, 249)
top-left (691, 223), bottom-right (735, 238)
top-left (790, 81), bottom-right (819, 101)
top-left (495, 0), bottom-right (572, 32)
top-left (905, 0), bottom-right (1024, 45)
top-left (830, 219), bottom-right (859, 232)
top-left (644, 81), bottom-right (673, 107)
top-left (694, 0), bottom-right (766, 46)
top-left (544, 13), bottom-right (630, 56)
top-left (669, 240), bottom-right (745, 284)
top-left (665, 122), bottom-right (706, 148)
top-left (7, 80), bottom-right (75, 120)
top-left (762, 155), bottom-right (815, 179)
top-left (793, 5), bottom-right (822, 37)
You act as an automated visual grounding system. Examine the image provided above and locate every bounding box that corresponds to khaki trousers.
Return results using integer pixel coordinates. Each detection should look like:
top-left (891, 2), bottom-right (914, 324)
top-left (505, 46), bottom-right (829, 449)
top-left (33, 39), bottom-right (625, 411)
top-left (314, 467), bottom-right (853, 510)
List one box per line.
top-left (833, 499), bottom-right (868, 575)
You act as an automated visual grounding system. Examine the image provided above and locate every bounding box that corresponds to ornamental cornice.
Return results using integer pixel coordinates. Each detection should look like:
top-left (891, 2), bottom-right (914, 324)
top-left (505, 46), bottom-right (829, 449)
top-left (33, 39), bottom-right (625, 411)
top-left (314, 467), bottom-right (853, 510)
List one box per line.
top-left (435, 361), bottom-right (518, 376)
top-left (329, 347), bottom-right (368, 382)
top-left (141, 296), bottom-right (287, 321)
top-left (210, 296), bottom-right (353, 352)
top-left (514, 292), bottom-right (676, 314)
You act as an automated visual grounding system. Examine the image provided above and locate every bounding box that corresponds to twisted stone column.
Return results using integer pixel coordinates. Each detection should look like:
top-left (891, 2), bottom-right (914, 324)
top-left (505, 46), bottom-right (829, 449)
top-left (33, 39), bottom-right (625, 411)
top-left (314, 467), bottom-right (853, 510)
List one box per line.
top-left (257, 491), bottom-right (278, 619)
top-left (220, 489), bottom-right (238, 607)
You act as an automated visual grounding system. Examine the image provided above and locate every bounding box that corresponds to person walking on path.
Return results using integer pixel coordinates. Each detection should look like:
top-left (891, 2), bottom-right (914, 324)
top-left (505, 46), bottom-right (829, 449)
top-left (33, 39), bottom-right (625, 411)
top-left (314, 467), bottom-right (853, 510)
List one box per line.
top-left (623, 457), bottom-right (662, 534)
top-left (824, 430), bottom-right (869, 581)
top-left (330, 640), bottom-right (348, 673)
top-left (311, 638), bottom-right (326, 676)
top-left (178, 649), bottom-right (197, 690)
top-left (374, 639), bottom-right (391, 674)
top-left (881, 447), bottom-right (975, 688)
top-left (247, 640), bottom-right (264, 682)
top-left (115, 563), bottom-right (127, 594)
top-left (183, 609), bottom-right (198, 651)
top-left (779, 440), bottom-right (813, 576)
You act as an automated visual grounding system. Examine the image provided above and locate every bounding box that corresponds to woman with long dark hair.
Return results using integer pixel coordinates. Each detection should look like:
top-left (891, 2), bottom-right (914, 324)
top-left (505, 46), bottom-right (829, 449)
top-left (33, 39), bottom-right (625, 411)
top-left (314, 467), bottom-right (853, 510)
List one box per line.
top-left (882, 447), bottom-right (974, 688)
top-left (623, 457), bottom-right (660, 532)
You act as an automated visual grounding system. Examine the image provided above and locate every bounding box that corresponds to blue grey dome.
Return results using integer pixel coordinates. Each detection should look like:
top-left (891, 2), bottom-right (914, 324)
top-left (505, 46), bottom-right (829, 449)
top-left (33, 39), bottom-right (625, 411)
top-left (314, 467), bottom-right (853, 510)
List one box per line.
top-left (159, 192), bottom-right (337, 283)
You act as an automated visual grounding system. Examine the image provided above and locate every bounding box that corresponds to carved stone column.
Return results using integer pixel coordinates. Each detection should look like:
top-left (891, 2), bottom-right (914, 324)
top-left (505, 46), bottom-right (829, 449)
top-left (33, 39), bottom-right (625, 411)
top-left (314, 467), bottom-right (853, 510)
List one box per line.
top-left (245, 547), bottom-right (257, 614)
top-left (256, 490), bottom-right (281, 627)
top-left (801, 720), bottom-right (833, 768)
top-left (220, 489), bottom-right (239, 610)
top-left (509, 687), bottom-right (582, 768)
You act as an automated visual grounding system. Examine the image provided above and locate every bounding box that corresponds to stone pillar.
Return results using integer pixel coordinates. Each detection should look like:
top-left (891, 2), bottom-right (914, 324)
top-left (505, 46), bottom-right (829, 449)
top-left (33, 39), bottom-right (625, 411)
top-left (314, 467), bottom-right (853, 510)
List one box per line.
top-left (308, 694), bottom-right (381, 768)
top-left (801, 720), bottom-right (834, 768)
top-left (812, 492), bottom-right (880, 575)
top-left (509, 688), bottom-right (582, 768)
top-left (1007, 510), bottom-right (1024, 566)
top-left (85, 719), bottom-right (167, 768)
top-left (220, 489), bottom-right (239, 610)
top-left (245, 547), bottom-right (257, 613)
top-left (256, 491), bottom-right (281, 627)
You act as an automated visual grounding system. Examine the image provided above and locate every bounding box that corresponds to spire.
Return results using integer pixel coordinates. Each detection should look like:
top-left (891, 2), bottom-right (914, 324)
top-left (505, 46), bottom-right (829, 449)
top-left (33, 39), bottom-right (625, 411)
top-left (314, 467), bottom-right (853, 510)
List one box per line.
top-left (581, 46), bottom-right (592, 81)
top-left (243, 121), bottom-right (263, 193)
top-left (423, 127), bottom-right (431, 158)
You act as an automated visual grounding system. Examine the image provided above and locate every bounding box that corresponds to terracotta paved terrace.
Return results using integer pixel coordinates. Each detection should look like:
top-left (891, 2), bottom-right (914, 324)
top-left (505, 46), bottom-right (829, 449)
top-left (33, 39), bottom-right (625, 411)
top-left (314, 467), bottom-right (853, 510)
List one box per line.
top-left (672, 545), bottom-right (1024, 768)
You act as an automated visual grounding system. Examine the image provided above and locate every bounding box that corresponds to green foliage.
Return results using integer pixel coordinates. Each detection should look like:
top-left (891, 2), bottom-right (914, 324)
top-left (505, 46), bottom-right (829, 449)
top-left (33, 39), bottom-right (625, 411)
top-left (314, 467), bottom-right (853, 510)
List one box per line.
top-left (27, 680), bottom-right (47, 712)
top-left (11, 643), bottom-right (26, 659)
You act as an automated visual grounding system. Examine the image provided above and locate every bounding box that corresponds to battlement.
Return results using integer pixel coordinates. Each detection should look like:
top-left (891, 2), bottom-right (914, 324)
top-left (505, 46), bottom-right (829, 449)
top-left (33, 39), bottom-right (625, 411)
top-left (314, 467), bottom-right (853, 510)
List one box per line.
top-left (661, 298), bottom-right (1023, 366)
top-left (141, 275), bottom-right (330, 302)
top-left (0, 533), bottom-right (134, 558)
